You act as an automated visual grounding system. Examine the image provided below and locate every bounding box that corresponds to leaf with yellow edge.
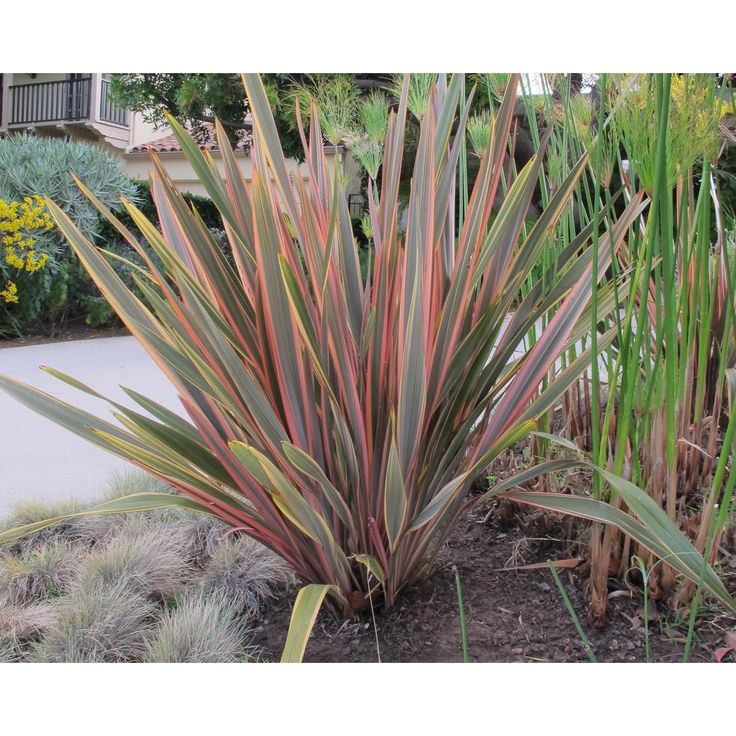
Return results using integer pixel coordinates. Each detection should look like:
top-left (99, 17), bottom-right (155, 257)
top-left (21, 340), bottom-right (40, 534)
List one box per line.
top-left (355, 554), bottom-right (386, 585)
top-left (281, 584), bottom-right (338, 663)
top-left (383, 432), bottom-right (408, 551)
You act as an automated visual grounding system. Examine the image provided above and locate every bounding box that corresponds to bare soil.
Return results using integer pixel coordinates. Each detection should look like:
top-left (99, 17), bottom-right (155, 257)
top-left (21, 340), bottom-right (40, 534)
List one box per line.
top-left (251, 505), bottom-right (736, 663)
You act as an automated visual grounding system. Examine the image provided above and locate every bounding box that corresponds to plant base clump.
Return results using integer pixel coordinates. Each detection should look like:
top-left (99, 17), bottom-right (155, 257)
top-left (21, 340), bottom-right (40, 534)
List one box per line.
top-left (0, 602), bottom-right (57, 661)
top-left (0, 73), bottom-right (674, 616)
top-left (74, 519), bottom-right (191, 600)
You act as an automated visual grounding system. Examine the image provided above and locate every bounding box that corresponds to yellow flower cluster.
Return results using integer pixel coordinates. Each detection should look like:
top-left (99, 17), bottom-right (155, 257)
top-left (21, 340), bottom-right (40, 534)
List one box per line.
top-left (0, 281), bottom-right (18, 304)
top-left (1, 195), bottom-right (53, 307)
top-left (0, 195), bottom-right (53, 275)
top-left (669, 74), bottom-right (732, 121)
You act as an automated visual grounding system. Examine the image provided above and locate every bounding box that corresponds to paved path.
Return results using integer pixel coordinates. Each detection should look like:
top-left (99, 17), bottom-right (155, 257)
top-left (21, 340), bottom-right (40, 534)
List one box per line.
top-left (0, 323), bottom-right (609, 518)
top-left (0, 336), bottom-right (180, 516)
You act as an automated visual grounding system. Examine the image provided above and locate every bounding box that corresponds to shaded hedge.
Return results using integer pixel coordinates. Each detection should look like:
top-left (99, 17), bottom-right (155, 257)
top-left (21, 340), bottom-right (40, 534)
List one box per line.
top-left (86, 181), bottom-right (225, 330)
top-left (96, 180), bottom-right (224, 244)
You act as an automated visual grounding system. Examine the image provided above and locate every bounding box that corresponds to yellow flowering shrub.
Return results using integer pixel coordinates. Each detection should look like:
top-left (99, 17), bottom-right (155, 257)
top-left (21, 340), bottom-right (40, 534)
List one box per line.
top-left (0, 195), bottom-right (53, 306)
top-left (0, 281), bottom-right (18, 303)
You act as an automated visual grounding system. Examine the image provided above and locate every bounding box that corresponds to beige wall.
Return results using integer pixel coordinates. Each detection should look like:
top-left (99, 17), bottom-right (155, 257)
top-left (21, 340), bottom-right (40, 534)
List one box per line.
top-left (123, 148), bottom-right (363, 199)
top-left (129, 116), bottom-right (171, 149)
top-left (10, 73), bottom-right (81, 85)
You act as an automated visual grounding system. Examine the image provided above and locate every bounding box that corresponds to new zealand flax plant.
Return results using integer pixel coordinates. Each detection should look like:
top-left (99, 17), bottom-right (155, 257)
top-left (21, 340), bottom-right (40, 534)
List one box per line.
top-left (1, 75), bottom-right (733, 658)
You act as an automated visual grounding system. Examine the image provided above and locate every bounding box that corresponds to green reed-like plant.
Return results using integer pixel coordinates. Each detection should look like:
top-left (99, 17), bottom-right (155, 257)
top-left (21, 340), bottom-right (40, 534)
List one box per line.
top-left (583, 74), bottom-right (736, 621)
top-left (344, 91), bottom-right (391, 183)
top-left (0, 75), bottom-right (732, 648)
top-left (496, 73), bottom-right (735, 626)
top-left (288, 75), bottom-right (359, 148)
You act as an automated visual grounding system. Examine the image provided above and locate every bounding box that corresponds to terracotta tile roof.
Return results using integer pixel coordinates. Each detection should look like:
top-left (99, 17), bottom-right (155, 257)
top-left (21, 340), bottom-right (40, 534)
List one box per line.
top-left (127, 122), bottom-right (251, 155)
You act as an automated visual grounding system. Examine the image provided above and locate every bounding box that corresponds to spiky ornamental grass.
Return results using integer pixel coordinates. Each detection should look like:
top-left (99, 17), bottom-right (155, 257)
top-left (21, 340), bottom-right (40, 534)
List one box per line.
top-left (0, 540), bottom-right (81, 605)
top-left (31, 579), bottom-right (157, 663)
top-left (584, 74), bottom-right (736, 618)
top-left (199, 536), bottom-right (295, 619)
top-left (390, 74), bottom-right (437, 120)
top-left (612, 74), bottom-right (726, 193)
top-left (481, 73), bottom-right (513, 104)
top-left (0, 602), bottom-right (56, 659)
top-left (518, 73), bottom-right (736, 624)
top-left (345, 92), bottom-right (391, 182)
top-left (359, 92), bottom-right (390, 143)
top-left (0, 499), bottom-right (104, 555)
top-left (0, 638), bottom-right (14, 663)
top-left (0, 488), bottom-right (294, 662)
top-left (105, 467), bottom-right (173, 497)
top-left (0, 74), bottom-right (733, 624)
top-left (467, 111), bottom-right (493, 157)
top-left (74, 519), bottom-right (191, 600)
top-left (289, 76), bottom-right (359, 148)
top-left (106, 470), bottom-right (235, 565)
top-left (143, 591), bottom-right (252, 663)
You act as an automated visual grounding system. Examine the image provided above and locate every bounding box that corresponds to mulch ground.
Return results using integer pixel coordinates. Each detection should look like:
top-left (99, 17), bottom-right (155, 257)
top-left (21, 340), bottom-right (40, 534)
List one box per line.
top-left (251, 505), bottom-right (736, 663)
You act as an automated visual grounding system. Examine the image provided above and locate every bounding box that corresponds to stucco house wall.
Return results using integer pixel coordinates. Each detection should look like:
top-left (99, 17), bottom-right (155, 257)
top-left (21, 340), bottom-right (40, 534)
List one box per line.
top-left (122, 146), bottom-right (362, 200)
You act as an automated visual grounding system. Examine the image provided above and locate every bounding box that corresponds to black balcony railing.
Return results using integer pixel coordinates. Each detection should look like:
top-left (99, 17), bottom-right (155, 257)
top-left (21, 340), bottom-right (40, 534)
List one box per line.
top-left (99, 79), bottom-right (129, 126)
top-left (9, 77), bottom-right (92, 125)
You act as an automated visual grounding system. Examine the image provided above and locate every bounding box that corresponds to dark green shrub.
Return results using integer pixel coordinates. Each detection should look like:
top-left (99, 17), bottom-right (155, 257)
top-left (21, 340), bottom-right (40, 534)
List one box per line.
top-left (96, 179), bottom-right (224, 245)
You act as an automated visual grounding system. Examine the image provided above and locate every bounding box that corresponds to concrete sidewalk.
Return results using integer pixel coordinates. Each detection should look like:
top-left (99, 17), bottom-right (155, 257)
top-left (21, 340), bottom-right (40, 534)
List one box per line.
top-left (0, 323), bottom-right (610, 518)
top-left (0, 336), bottom-right (181, 516)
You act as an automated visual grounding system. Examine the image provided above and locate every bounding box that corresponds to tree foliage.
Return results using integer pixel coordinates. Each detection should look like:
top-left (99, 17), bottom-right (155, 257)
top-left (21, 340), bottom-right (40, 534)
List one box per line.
top-left (110, 73), bottom-right (373, 160)
top-left (110, 73), bottom-right (417, 162)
